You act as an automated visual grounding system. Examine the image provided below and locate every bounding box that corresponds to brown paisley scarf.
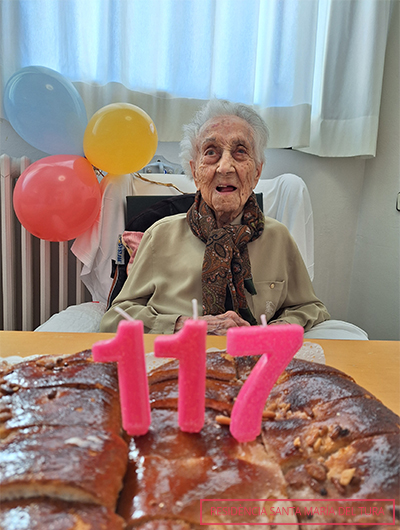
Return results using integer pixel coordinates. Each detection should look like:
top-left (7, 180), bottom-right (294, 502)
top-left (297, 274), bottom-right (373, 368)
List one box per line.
top-left (187, 191), bottom-right (264, 325)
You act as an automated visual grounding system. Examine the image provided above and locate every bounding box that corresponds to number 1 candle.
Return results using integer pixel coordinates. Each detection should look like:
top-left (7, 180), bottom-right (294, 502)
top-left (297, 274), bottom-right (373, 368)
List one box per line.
top-left (154, 300), bottom-right (207, 433)
top-left (92, 318), bottom-right (151, 436)
top-left (227, 323), bottom-right (304, 443)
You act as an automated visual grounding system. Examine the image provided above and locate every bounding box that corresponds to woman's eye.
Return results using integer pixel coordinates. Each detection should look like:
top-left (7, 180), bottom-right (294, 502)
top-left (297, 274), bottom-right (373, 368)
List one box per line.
top-left (205, 148), bottom-right (217, 156)
top-left (236, 146), bottom-right (247, 154)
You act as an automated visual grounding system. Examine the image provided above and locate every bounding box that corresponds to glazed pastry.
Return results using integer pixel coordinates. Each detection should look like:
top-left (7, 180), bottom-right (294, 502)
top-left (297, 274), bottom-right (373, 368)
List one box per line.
top-left (0, 350), bottom-right (398, 529)
top-left (119, 353), bottom-right (399, 529)
top-left (0, 350), bottom-right (125, 506)
top-left (0, 498), bottom-right (126, 530)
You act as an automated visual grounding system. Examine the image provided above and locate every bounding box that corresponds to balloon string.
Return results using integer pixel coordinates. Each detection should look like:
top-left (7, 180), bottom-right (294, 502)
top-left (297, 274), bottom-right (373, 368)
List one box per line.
top-left (133, 172), bottom-right (188, 195)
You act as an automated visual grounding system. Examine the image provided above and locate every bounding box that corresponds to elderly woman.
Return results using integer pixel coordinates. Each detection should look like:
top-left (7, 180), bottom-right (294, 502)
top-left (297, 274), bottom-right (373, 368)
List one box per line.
top-left (100, 99), bottom-right (330, 335)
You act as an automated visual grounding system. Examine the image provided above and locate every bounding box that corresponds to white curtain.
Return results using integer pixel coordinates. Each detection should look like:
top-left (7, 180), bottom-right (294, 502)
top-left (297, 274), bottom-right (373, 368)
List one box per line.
top-left (300, 0), bottom-right (395, 157)
top-left (0, 0), bottom-right (394, 156)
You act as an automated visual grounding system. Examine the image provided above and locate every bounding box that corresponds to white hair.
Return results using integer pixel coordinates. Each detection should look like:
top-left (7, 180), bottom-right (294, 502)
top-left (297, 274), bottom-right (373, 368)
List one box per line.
top-left (179, 99), bottom-right (269, 177)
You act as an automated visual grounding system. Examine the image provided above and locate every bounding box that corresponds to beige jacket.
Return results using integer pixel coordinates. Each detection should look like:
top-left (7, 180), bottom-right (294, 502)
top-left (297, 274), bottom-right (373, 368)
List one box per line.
top-left (100, 213), bottom-right (330, 333)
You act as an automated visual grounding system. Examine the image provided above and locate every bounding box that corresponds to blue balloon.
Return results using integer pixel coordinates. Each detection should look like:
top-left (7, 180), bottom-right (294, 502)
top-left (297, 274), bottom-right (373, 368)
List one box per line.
top-left (3, 66), bottom-right (87, 156)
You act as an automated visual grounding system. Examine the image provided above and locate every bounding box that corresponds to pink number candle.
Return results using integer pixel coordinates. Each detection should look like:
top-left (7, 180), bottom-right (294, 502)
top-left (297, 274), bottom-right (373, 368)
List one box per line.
top-left (154, 300), bottom-right (207, 432)
top-left (227, 323), bottom-right (304, 442)
top-left (92, 318), bottom-right (151, 436)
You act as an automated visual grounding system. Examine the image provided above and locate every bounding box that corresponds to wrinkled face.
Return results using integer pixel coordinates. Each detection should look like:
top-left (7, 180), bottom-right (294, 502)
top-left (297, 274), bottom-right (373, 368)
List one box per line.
top-left (190, 115), bottom-right (262, 227)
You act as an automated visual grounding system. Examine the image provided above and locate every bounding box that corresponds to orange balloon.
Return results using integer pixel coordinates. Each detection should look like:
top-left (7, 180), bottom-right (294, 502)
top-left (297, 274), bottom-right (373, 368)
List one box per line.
top-left (13, 155), bottom-right (101, 241)
top-left (83, 103), bottom-right (158, 174)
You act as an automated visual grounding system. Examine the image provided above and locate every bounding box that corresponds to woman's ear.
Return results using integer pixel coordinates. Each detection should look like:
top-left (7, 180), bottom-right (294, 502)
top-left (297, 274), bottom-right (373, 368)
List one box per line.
top-left (253, 162), bottom-right (263, 187)
top-left (190, 160), bottom-right (200, 189)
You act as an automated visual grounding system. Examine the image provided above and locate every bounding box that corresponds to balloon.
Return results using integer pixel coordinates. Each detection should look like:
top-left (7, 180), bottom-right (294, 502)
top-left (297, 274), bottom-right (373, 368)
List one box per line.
top-left (13, 155), bottom-right (101, 242)
top-left (83, 103), bottom-right (158, 174)
top-left (3, 66), bottom-right (87, 156)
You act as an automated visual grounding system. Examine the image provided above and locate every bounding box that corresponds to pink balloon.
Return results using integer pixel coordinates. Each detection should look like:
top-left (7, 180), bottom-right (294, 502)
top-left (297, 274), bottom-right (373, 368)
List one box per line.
top-left (13, 155), bottom-right (101, 241)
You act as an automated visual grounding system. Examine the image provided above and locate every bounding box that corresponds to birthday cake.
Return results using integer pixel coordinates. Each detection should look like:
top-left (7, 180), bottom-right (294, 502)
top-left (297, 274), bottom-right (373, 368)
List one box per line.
top-left (0, 349), bottom-right (399, 529)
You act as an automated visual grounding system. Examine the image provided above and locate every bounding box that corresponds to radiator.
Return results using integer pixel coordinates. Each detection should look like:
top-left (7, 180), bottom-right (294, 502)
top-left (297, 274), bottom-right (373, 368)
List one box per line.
top-left (0, 154), bottom-right (88, 331)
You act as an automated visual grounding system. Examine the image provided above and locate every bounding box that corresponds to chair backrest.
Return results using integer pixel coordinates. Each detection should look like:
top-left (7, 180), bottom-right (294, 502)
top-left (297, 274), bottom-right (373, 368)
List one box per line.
top-left (126, 194), bottom-right (195, 231)
top-left (125, 193), bottom-right (264, 231)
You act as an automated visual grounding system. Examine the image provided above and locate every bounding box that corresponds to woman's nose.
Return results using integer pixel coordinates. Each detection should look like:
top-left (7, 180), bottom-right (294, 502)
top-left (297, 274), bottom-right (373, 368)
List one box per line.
top-left (217, 150), bottom-right (235, 174)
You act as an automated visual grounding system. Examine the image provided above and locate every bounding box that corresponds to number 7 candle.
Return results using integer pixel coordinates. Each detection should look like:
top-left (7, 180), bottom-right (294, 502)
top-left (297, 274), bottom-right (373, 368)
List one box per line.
top-left (92, 317), bottom-right (151, 436)
top-left (227, 323), bottom-right (304, 443)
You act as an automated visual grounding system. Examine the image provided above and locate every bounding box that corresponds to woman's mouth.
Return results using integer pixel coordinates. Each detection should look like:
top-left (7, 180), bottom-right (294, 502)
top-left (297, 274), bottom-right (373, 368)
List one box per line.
top-left (216, 185), bottom-right (237, 193)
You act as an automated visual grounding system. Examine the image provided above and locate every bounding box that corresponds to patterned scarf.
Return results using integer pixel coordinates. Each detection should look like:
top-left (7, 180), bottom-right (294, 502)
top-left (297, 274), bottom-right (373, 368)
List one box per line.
top-left (187, 191), bottom-right (264, 325)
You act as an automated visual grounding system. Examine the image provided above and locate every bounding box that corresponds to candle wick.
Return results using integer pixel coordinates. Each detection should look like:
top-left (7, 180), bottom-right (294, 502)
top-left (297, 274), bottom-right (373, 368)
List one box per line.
top-left (115, 306), bottom-right (135, 321)
top-left (261, 314), bottom-right (267, 327)
top-left (192, 299), bottom-right (198, 320)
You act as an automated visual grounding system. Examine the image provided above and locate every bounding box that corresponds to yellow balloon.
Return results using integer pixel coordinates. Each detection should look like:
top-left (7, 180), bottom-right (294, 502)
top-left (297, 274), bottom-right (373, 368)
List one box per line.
top-left (83, 103), bottom-right (158, 174)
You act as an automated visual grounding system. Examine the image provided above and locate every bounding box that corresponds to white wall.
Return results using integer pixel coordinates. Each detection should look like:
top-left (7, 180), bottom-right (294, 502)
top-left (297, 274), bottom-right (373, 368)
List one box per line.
top-left (1, 6), bottom-right (398, 339)
top-left (347, 1), bottom-right (400, 340)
